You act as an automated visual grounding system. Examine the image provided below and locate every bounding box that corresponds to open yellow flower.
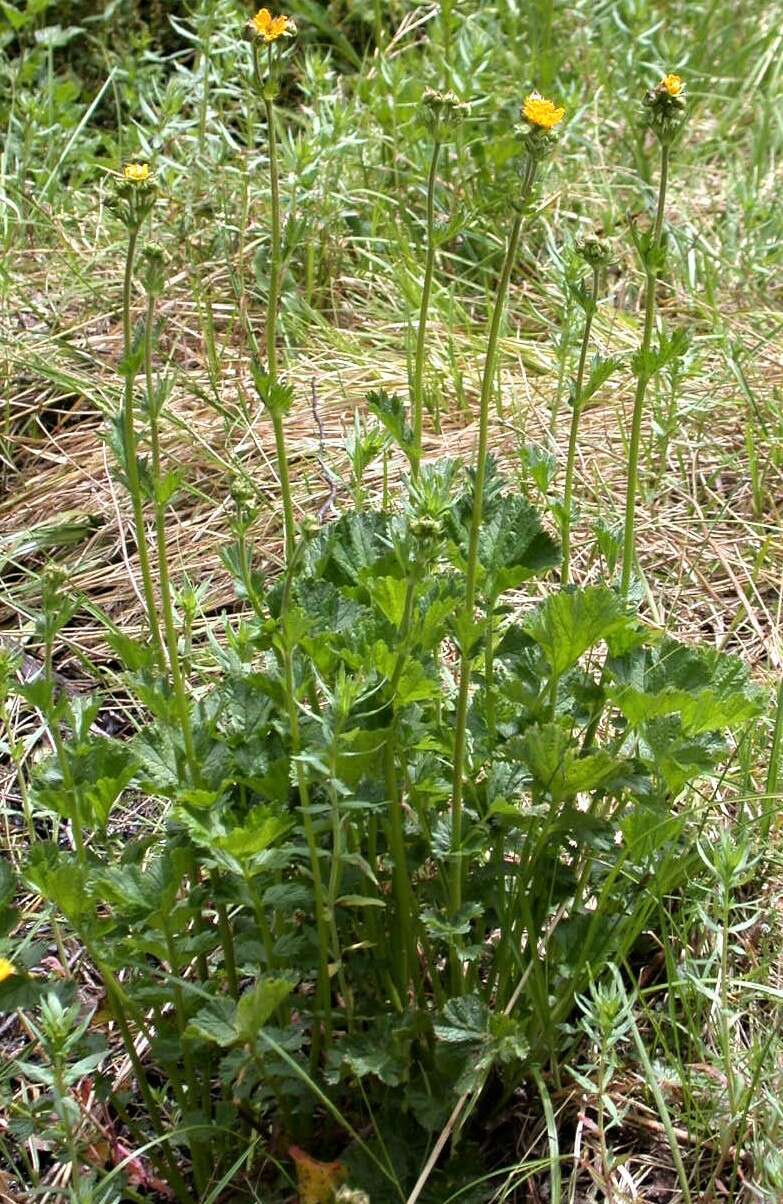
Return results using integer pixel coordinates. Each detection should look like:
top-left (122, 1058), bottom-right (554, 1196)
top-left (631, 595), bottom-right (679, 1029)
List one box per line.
top-left (250, 8), bottom-right (293, 41)
top-left (123, 162), bottom-right (151, 184)
top-left (0, 957), bottom-right (16, 984)
top-left (660, 73), bottom-right (684, 96)
top-left (522, 92), bottom-right (565, 130)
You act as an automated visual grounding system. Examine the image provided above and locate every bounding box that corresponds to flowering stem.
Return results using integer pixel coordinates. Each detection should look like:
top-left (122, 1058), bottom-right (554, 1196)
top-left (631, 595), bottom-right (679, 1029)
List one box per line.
top-left (94, 952), bottom-right (195, 1204)
top-left (561, 264), bottom-right (600, 586)
top-left (197, 12), bottom-right (212, 155)
top-left (620, 142), bottom-right (669, 597)
top-left (450, 169), bottom-right (534, 927)
top-left (373, 0), bottom-right (384, 49)
top-left (264, 90), bottom-right (282, 383)
top-left (255, 46), bottom-right (297, 561)
top-left (43, 629), bottom-right (85, 861)
top-left (272, 411), bottom-right (296, 562)
top-left (412, 136), bottom-right (442, 479)
top-left (121, 226), bottom-right (166, 670)
top-left (143, 291), bottom-right (197, 781)
top-left (281, 621), bottom-right (332, 1065)
top-left (763, 677), bottom-right (783, 841)
top-left (384, 577), bottom-right (420, 995)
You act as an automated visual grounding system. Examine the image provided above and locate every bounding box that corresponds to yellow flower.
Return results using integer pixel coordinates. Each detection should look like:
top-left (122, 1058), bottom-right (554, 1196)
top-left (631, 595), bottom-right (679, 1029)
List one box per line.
top-left (250, 8), bottom-right (293, 41)
top-left (660, 73), bottom-right (684, 96)
top-left (123, 162), bottom-right (151, 184)
top-left (522, 92), bottom-right (565, 130)
top-left (0, 957), bottom-right (16, 984)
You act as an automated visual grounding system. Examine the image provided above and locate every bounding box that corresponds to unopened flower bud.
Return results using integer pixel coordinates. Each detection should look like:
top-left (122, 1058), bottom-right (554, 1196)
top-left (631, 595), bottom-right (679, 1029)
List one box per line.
top-left (141, 245), bottom-right (167, 297)
top-left (299, 515), bottom-right (320, 541)
top-left (422, 87), bottom-right (469, 131)
top-left (576, 234), bottom-right (612, 269)
top-left (230, 474), bottom-right (257, 516)
top-left (335, 1189), bottom-right (370, 1204)
top-left (410, 515), bottom-right (442, 542)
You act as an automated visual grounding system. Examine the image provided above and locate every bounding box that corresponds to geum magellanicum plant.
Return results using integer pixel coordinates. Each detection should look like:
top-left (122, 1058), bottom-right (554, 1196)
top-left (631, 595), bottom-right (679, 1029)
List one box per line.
top-left (5, 29), bottom-right (767, 1201)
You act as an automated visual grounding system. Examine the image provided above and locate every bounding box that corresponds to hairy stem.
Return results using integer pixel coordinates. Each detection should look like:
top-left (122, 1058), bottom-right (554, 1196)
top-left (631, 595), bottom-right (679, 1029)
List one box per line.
top-left (384, 578), bottom-right (419, 994)
top-left (561, 265), bottom-right (600, 586)
top-left (449, 170), bottom-right (534, 928)
top-left (143, 291), bottom-right (197, 780)
top-left (122, 226), bottom-right (166, 669)
top-left (412, 137), bottom-right (442, 478)
top-left (620, 142), bottom-right (669, 597)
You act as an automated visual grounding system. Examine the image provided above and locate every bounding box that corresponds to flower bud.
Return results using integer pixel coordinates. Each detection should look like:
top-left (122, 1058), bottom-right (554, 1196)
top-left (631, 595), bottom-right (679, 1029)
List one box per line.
top-left (229, 474), bottom-right (257, 519)
top-left (141, 244), bottom-right (167, 298)
top-left (410, 515), bottom-right (442, 545)
top-left (298, 515), bottom-right (320, 541)
top-left (422, 87), bottom-right (469, 132)
top-left (335, 1190), bottom-right (371, 1204)
top-left (576, 234), bottom-right (613, 269)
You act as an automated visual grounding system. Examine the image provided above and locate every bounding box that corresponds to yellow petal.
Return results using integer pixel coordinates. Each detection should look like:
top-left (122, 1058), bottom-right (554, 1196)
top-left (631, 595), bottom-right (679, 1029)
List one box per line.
top-left (252, 8), bottom-right (273, 34)
top-left (660, 73), bottom-right (684, 96)
top-left (0, 957), bottom-right (17, 984)
top-left (522, 93), bottom-right (565, 129)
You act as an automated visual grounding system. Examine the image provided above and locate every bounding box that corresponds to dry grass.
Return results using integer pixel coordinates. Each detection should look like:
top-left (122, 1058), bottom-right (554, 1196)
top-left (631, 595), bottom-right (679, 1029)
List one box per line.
top-left (3, 227), bottom-right (782, 695)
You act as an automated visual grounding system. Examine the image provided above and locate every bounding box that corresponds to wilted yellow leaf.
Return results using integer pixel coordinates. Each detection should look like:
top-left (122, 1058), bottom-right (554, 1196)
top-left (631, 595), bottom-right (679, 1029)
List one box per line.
top-left (290, 1145), bottom-right (346, 1204)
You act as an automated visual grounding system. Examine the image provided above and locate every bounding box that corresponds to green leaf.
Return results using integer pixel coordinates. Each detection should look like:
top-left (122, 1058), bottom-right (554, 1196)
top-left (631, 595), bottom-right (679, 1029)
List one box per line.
top-left (366, 575), bottom-right (408, 627)
top-left (104, 629), bottom-right (158, 673)
top-left (329, 1036), bottom-right (406, 1086)
top-left (177, 787), bottom-right (223, 810)
top-left (1, 3), bottom-right (29, 32)
top-left (215, 808), bottom-right (292, 859)
top-left (249, 365), bottom-right (294, 417)
top-left (186, 998), bottom-right (237, 1046)
top-left (632, 327), bottom-right (689, 378)
top-left (524, 586), bottom-right (633, 678)
top-left (517, 723), bottom-right (621, 802)
top-left (488, 1013), bottom-right (529, 1065)
top-left (134, 730), bottom-right (180, 792)
top-left (609, 639), bottom-right (765, 736)
top-left (366, 389), bottom-right (414, 458)
top-left (434, 995), bottom-right (490, 1045)
top-left (472, 494), bottom-right (559, 599)
top-left (422, 902), bottom-right (483, 942)
top-left (304, 511), bottom-right (394, 588)
top-left (25, 845), bottom-right (90, 922)
top-left (643, 717), bottom-right (727, 794)
top-left (517, 445), bottom-right (556, 495)
top-left (575, 353), bottom-right (623, 409)
top-left (34, 23), bottom-right (84, 48)
top-left (395, 660), bottom-right (440, 706)
top-left (234, 976), bottom-right (296, 1041)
